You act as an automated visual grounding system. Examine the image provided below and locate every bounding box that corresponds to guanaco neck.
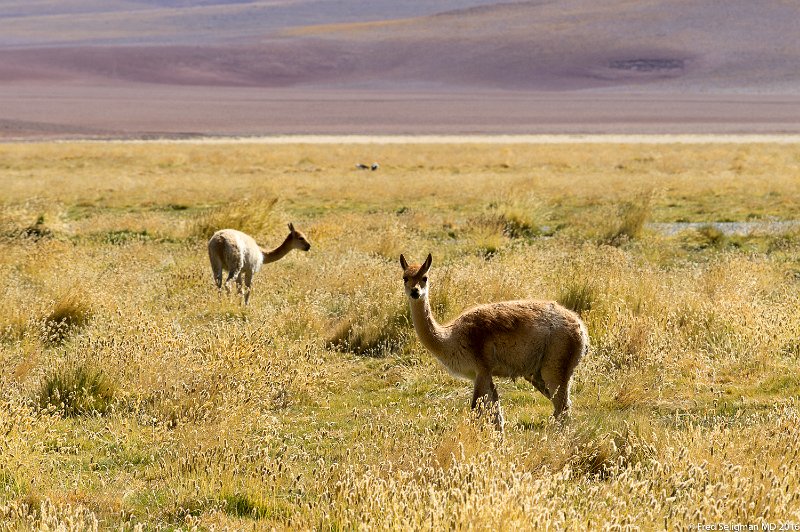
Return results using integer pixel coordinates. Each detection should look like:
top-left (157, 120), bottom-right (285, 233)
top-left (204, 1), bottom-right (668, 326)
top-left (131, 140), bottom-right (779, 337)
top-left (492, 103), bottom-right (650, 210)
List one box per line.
top-left (408, 292), bottom-right (451, 356)
top-left (262, 235), bottom-right (294, 264)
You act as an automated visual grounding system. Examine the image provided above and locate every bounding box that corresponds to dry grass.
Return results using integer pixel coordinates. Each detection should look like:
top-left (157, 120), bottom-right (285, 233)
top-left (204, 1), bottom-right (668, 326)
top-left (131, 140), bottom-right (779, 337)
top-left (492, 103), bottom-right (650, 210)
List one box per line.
top-left (601, 189), bottom-right (654, 245)
top-left (37, 361), bottom-right (116, 417)
top-left (190, 196), bottom-right (280, 241)
top-left (1, 141), bottom-right (799, 528)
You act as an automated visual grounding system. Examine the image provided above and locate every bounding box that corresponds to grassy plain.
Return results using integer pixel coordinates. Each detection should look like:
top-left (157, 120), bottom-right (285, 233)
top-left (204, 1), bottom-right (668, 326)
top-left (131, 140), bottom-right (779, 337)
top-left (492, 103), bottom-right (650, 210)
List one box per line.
top-left (1, 141), bottom-right (799, 529)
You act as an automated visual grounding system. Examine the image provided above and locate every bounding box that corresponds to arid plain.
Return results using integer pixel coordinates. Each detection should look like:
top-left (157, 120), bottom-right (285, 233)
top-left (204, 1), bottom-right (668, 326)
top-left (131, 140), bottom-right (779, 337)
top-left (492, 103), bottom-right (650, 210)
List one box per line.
top-left (1, 141), bottom-right (799, 528)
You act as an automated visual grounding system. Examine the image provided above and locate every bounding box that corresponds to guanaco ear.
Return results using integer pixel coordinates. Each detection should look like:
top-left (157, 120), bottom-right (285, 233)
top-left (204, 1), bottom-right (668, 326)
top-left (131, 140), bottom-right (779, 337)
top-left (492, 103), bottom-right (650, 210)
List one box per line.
top-left (399, 254), bottom-right (409, 271)
top-left (420, 253), bottom-right (432, 275)
top-left (288, 222), bottom-right (295, 233)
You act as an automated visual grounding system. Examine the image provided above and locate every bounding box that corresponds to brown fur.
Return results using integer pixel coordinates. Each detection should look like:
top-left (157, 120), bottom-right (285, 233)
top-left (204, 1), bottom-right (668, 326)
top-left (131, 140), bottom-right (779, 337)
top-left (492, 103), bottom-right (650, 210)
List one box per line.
top-left (400, 253), bottom-right (588, 430)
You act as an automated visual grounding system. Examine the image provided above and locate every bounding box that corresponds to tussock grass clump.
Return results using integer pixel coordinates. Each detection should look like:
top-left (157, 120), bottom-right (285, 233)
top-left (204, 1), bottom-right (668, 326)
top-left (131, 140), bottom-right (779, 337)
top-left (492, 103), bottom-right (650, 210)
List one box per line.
top-left (191, 197), bottom-right (279, 240)
top-left (781, 338), bottom-right (800, 359)
top-left (37, 361), bottom-right (116, 417)
top-left (498, 206), bottom-right (542, 238)
top-left (0, 306), bottom-right (27, 342)
top-left (603, 316), bottom-right (653, 371)
top-left (433, 416), bottom-right (503, 470)
top-left (350, 216), bottom-right (409, 261)
top-left (563, 422), bottom-right (656, 480)
top-left (612, 376), bottom-right (649, 410)
top-left (680, 224), bottom-right (727, 250)
top-left (41, 291), bottom-right (92, 345)
top-left (464, 215), bottom-right (506, 258)
top-left (0, 201), bottom-right (61, 241)
top-left (221, 491), bottom-right (271, 520)
top-left (767, 228), bottom-right (800, 254)
top-left (601, 191), bottom-right (653, 246)
top-left (557, 277), bottom-right (599, 316)
top-left (326, 302), bottom-right (410, 356)
top-left (489, 194), bottom-right (550, 239)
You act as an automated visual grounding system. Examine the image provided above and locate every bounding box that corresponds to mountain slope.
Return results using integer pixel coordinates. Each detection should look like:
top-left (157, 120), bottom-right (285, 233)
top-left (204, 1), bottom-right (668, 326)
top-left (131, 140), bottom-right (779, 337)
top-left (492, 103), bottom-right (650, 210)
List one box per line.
top-left (2, 0), bottom-right (799, 137)
top-left (1, 0), bottom-right (798, 93)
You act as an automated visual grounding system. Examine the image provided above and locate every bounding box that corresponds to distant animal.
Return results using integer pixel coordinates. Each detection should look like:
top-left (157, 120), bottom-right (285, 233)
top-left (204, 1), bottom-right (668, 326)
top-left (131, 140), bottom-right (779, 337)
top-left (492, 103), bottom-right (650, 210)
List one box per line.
top-left (400, 253), bottom-right (588, 430)
top-left (371, 163), bottom-right (379, 171)
top-left (208, 224), bottom-right (311, 305)
top-left (355, 163), bottom-right (370, 170)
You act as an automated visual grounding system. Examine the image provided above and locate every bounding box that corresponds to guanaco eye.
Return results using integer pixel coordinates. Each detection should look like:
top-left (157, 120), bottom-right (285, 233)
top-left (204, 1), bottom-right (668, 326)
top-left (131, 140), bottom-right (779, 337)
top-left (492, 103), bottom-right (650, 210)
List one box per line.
top-left (422, 276), bottom-right (428, 283)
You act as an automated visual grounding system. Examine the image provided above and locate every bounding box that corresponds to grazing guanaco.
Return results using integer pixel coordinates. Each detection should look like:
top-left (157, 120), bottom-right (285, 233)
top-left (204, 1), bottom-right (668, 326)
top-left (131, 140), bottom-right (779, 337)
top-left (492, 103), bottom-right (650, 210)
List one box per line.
top-left (208, 224), bottom-right (310, 305)
top-left (400, 253), bottom-right (588, 430)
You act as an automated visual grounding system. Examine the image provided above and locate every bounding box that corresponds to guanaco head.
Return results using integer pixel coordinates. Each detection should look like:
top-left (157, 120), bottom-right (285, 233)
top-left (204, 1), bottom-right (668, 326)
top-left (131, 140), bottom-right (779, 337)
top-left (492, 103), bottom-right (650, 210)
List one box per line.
top-left (399, 253), bottom-right (432, 300)
top-left (287, 223), bottom-right (311, 251)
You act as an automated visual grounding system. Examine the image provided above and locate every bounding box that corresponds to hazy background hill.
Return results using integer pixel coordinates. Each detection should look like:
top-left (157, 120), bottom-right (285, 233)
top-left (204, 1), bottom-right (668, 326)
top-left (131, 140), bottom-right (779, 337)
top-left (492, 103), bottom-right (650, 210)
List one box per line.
top-left (1, 0), bottom-right (799, 137)
top-left (0, 0), bottom-right (503, 47)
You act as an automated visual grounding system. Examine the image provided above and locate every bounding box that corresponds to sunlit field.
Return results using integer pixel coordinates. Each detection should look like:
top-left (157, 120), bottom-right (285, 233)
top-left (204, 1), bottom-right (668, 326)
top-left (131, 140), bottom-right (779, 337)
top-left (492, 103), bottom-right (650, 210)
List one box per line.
top-left (1, 141), bottom-right (799, 529)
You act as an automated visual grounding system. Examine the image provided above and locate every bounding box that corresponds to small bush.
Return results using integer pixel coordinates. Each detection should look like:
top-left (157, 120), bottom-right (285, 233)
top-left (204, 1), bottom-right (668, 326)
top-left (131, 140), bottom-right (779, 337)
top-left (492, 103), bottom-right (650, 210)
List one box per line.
top-left (37, 362), bottom-right (116, 417)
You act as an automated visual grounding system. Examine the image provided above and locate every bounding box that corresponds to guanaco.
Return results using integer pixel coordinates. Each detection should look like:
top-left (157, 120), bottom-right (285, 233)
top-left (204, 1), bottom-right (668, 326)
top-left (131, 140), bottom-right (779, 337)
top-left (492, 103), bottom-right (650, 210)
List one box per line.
top-left (400, 253), bottom-right (588, 430)
top-left (208, 224), bottom-right (310, 305)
